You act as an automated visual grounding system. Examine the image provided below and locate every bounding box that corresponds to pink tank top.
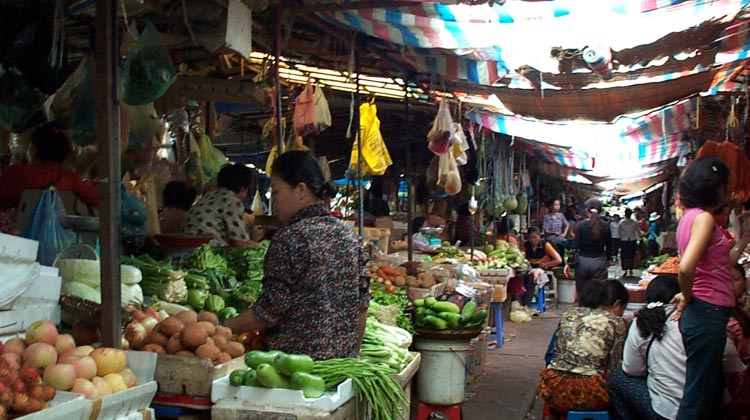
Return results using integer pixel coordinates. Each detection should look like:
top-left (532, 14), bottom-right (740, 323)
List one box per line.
top-left (676, 208), bottom-right (735, 307)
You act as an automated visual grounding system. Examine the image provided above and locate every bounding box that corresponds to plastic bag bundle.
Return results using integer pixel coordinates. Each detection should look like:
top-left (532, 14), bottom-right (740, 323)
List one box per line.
top-left (124, 102), bottom-right (164, 151)
top-left (437, 152), bottom-right (462, 195)
top-left (0, 65), bottom-right (43, 133)
top-left (427, 100), bottom-right (454, 155)
top-left (48, 59), bottom-right (95, 145)
top-left (451, 123), bottom-right (469, 166)
top-left (26, 188), bottom-right (76, 266)
top-left (293, 81), bottom-right (318, 137)
top-left (349, 103), bottom-right (392, 176)
top-left (313, 86), bottom-right (331, 133)
top-left (197, 133), bottom-right (228, 183)
top-left (121, 187), bottom-right (148, 240)
top-left (122, 20), bottom-right (177, 106)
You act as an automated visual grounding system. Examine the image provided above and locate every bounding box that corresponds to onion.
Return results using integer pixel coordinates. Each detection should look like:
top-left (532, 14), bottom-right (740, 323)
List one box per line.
top-left (158, 310), bottom-right (170, 321)
top-left (123, 321), bottom-right (146, 350)
top-left (130, 309), bottom-right (146, 321)
top-left (139, 316), bottom-right (159, 334)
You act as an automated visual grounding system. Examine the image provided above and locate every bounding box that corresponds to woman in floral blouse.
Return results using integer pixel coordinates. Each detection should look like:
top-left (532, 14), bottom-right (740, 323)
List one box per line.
top-left (226, 151), bottom-right (370, 360)
top-left (538, 279), bottom-right (629, 417)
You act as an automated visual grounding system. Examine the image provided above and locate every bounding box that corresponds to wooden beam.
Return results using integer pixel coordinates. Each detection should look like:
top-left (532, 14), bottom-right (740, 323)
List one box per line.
top-left (94, 0), bottom-right (122, 348)
top-left (162, 75), bottom-right (272, 107)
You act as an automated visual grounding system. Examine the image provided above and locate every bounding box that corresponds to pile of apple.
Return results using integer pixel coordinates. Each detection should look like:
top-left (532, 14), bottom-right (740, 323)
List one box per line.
top-left (129, 310), bottom-right (245, 365)
top-left (2, 320), bottom-right (139, 404)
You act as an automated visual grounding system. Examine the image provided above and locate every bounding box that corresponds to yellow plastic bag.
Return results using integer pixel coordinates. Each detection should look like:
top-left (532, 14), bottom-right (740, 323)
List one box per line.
top-left (350, 103), bottom-right (392, 176)
top-left (197, 133), bottom-right (228, 183)
top-left (265, 144), bottom-right (281, 176)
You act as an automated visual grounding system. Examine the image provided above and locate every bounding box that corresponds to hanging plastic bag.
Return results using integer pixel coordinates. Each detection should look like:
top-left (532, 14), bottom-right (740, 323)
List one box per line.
top-left (427, 100), bottom-right (454, 155)
top-left (123, 102), bottom-right (164, 151)
top-left (26, 188), bottom-right (76, 266)
top-left (451, 123), bottom-right (469, 166)
top-left (265, 144), bottom-right (281, 176)
top-left (121, 19), bottom-right (177, 106)
top-left (350, 103), bottom-right (392, 176)
top-left (48, 59), bottom-right (95, 146)
top-left (251, 189), bottom-right (264, 215)
top-left (292, 81), bottom-right (318, 137)
top-left (197, 133), bottom-right (228, 184)
top-left (121, 186), bottom-right (148, 241)
top-left (313, 86), bottom-right (332, 133)
top-left (0, 65), bottom-right (43, 133)
top-left (437, 152), bottom-right (462, 196)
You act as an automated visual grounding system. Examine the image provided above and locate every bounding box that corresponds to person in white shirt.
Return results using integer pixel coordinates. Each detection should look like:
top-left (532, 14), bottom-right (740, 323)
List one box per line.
top-left (618, 208), bottom-right (641, 277)
top-left (607, 275), bottom-right (745, 420)
top-left (610, 214), bottom-right (621, 263)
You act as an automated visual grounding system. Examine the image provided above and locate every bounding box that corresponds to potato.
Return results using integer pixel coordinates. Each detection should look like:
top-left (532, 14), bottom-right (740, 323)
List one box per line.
top-left (214, 326), bottom-right (232, 341)
top-left (197, 311), bottom-right (219, 326)
top-left (197, 321), bottom-right (216, 337)
top-left (393, 276), bottom-right (406, 286)
top-left (215, 352), bottom-right (232, 365)
top-left (181, 323), bottom-right (208, 350)
top-left (142, 344), bottom-right (166, 354)
top-left (145, 330), bottom-right (169, 348)
top-left (158, 317), bottom-right (184, 337)
top-left (166, 332), bottom-right (183, 354)
top-left (175, 310), bottom-right (198, 325)
top-left (405, 276), bottom-right (419, 287)
top-left (195, 343), bottom-right (220, 360)
top-left (225, 341), bottom-right (245, 358)
top-left (212, 335), bottom-right (228, 351)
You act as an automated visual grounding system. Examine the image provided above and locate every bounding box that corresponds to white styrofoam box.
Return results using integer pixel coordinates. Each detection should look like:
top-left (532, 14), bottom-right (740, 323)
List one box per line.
top-left (0, 233), bottom-right (38, 263)
top-left (0, 305), bottom-right (60, 335)
top-left (18, 391), bottom-right (87, 420)
top-left (115, 408), bottom-right (155, 420)
top-left (79, 351), bottom-right (158, 420)
top-left (0, 266), bottom-right (61, 310)
top-left (211, 376), bottom-right (354, 413)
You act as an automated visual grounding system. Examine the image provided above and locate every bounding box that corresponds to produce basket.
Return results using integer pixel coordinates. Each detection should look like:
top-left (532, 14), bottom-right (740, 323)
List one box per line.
top-left (155, 354), bottom-right (246, 398)
top-left (414, 327), bottom-right (484, 341)
top-left (477, 268), bottom-right (514, 285)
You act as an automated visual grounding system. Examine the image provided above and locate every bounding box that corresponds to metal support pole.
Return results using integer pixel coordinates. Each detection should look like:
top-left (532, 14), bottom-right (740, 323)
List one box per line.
top-left (405, 82), bottom-right (413, 262)
top-left (274, 7), bottom-right (284, 155)
top-left (94, 0), bottom-right (121, 348)
top-left (355, 45), bottom-right (363, 238)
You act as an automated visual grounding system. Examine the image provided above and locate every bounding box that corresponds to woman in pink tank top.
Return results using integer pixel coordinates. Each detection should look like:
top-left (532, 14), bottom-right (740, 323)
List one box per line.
top-left (674, 156), bottom-right (749, 419)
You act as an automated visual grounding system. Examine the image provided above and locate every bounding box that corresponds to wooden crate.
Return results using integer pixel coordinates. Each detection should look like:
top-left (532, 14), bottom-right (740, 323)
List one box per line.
top-left (155, 355), bottom-right (246, 398)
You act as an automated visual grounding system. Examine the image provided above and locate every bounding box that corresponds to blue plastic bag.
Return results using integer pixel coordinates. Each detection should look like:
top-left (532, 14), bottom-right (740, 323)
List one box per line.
top-left (26, 188), bottom-right (75, 266)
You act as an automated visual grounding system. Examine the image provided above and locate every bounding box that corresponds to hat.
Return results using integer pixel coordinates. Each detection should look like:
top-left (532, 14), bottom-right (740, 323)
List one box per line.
top-left (649, 212), bottom-right (661, 222)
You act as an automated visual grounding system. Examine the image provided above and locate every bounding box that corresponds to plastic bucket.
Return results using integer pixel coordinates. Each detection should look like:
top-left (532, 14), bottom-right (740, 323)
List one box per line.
top-left (558, 279), bottom-right (576, 303)
top-left (413, 338), bottom-right (471, 405)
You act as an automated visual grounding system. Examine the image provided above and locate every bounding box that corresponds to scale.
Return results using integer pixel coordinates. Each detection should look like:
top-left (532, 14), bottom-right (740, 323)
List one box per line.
top-left (420, 227), bottom-right (444, 249)
top-left (59, 215), bottom-right (100, 252)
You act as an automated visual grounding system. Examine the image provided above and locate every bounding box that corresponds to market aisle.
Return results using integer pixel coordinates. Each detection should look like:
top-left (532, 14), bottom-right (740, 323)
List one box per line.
top-left (462, 305), bottom-right (569, 420)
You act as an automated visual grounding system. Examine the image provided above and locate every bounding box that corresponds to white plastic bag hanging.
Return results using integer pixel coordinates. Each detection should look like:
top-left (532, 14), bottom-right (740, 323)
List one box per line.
top-left (313, 86), bottom-right (331, 133)
top-left (437, 152), bottom-right (462, 196)
top-left (427, 100), bottom-right (454, 155)
top-left (451, 123), bottom-right (469, 166)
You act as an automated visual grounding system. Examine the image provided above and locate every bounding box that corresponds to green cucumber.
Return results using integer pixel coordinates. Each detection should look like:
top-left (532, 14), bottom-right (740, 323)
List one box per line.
top-left (463, 320), bottom-right (483, 330)
top-left (243, 369), bottom-right (258, 386)
top-left (461, 301), bottom-right (477, 318)
top-left (290, 372), bottom-right (327, 398)
top-left (437, 312), bottom-right (462, 329)
top-left (424, 297), bottom-right (437, 308)
top-left (425, 315), bottom-right (448, 330)
top-left (255, 363), bottom-right (291, 388)
top-left (245, 350), bottom-right (285, 369)
top-left (470, 309), bottom-right (488, 323)
top-left (229, 369), bottom-right (246, 386)
top-left (432, 301), bottom-right (460, 314)
top-left (274, 353), bottom-right (315, 376)
top-left (413, 298), bottom-right (425, 307)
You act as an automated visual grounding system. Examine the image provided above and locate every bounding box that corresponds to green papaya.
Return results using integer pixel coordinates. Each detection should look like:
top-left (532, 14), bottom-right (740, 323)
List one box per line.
top-left (245, 350), bottom-right (285, 369)
top-left (255, 363), bottom-right (291, 388)
top-left (274, 353), bottom-right (314, 376)
top-left (290, 372), bottom-right (327, 398)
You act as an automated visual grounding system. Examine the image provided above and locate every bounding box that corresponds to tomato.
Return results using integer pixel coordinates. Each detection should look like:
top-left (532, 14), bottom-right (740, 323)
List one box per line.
top-left (385, 285), bottom-right (396, 293)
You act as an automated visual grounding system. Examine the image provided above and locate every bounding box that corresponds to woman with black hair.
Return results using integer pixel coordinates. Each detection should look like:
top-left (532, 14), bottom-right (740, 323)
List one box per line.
top-left (619, 208), bottom-right (641, 277)
top-left (538, 279), bottom-right (629, 417)
top-left (674, 156), bottom-right (750, 419)
top-left (607, 275), bottom-right (745, 420)
top-left (564, 198), bottom-right (611, 296)
top-left (0, 122), bottom-right (99, 211)
top-left (159, 180), bottom-right (197, 233)
top-left (225, 151), bottom-right (370, 360)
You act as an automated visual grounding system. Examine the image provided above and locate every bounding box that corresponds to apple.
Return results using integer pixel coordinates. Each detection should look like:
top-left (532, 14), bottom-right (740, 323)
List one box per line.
top-left (68, 356), bottom-right (97, 380)
top-left (90, 348), bottom-right (126, 376)
top-left (71, 378), bottom-right (99, 399)
top-left (23, 343), bottom-right (57, 370)
top-left (43, 363), bottom-right (76, 391)
top-left (91, 377), bottom-right (111, 396)
top-left (54, 334), bottom-right (76, 355)
top-left (25, 320), bottom-right (58, 346)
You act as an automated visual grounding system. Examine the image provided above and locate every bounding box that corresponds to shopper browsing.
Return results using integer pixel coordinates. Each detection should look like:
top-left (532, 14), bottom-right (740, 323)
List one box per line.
top-left (538, 279), bottom-right (629, 417)
top-left (607, 275), bottom-right (745, 420)
top-left (610, 214), bottom-right (621, 263)
top-left (673, 156), bottom-right (750, 419)
top-left (618, 208), bottom-right (641, 278)
top-left (544, 198), bottom-right (569, 263)
top-left (225, 151), bottom-right (370, 360)
top-left (647, 212), bottom-right (662, 259)
top-left (564, 198), bottom-right (611, 296)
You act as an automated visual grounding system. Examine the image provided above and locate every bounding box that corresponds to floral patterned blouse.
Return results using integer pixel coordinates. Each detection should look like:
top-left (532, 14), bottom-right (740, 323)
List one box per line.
top-left (181, 188), bottom-right (249, 246)
top-left (548, 307), bottom-right (627, 376)
top-left (251, 203), bottom-right (370, 360)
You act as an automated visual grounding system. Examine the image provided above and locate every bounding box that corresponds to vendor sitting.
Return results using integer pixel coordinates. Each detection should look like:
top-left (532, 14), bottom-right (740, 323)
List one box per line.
top-left (508, 227), bottom-right (562, 307)
top-left (181, 164), bottom-right (257, 247)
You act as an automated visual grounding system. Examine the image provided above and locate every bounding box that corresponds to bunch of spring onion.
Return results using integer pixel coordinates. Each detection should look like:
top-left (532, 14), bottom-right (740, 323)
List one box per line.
top-left (312, 358), bottom-right (409, 420)
top-left (359, 316), bottom-right (413, 373)
top-left (122, 255), bottom-right (187, 303)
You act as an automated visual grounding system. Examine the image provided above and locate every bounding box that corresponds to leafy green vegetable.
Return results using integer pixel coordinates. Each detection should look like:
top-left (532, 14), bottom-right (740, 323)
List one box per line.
top-left (369, 286), bottom-right (414, 334)
top-left (182, 245), bottom-right (237, 294)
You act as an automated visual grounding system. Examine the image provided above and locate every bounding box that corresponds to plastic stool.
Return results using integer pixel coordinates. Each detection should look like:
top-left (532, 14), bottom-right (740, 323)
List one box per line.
top-left (530, 285), bottom-right (546, 313)
top-left (416, 402), bottom-right (463, 420)
top-left (566, 411), bottom-right (610, 420)
top-left (488, 302), bottom-right (504, 348)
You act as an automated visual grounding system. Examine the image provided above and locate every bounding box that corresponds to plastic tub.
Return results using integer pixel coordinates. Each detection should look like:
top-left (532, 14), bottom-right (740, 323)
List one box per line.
top-left (558, 279), bottom-right (576, 303)
top-left (413, 337), bottom-right (471, 405)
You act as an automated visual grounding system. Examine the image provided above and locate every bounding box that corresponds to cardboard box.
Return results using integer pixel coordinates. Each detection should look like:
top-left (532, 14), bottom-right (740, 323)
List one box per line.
top-left (0, 305), bottom-right (61, 335)
top-left (0, 265), bottom-right (61, 310)
top-left (155, 354), bottom-right (246, 398)
top-left (0, 233), bottom-right (38, 263)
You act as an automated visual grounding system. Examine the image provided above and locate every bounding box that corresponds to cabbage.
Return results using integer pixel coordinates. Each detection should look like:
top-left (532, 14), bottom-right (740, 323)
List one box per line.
top-left (121, 265), bottom-right (142, 285)
top-left (122, 284), bottom-right (143, 306)
top-left (56, 260), bottom-right (143, 286)
top-left (62, 281), bottom-right (101, 303)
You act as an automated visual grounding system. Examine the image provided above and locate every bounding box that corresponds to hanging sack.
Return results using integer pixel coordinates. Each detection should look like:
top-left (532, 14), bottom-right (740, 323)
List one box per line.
top-left (122, 19), bottom-right (177, 106)
top-left (350, 103), bottom-right (392, 176)
top-left (48, 59), bottom-right (95, 145)
top-left (26, 188), bottom-right (76, 266)
top-left (451, 123), bottom-right (469, 166)
top-left (292, 81), bottom-right (318, 137)
top-left (197, 133), bottom-right (228, 183)
top-left (427, 100), bottom-right (454, 155)
top-left (313, 86), bottom-right (332, 133)
top-left (437, 152), bottom-right (462, 196)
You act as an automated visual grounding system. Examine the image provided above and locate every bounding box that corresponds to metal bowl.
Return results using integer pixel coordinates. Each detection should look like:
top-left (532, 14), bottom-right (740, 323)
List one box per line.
top-left (59, 215), bottom-right (100, 232)
top-left (420, 227), bottom-right (444, 236)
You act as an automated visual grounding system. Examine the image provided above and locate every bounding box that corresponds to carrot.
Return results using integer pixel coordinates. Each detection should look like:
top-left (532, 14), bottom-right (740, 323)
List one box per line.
top-left (380, 265), bottom-right (402, 277)
top-left (377, 268), bottom-right (393, 282)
